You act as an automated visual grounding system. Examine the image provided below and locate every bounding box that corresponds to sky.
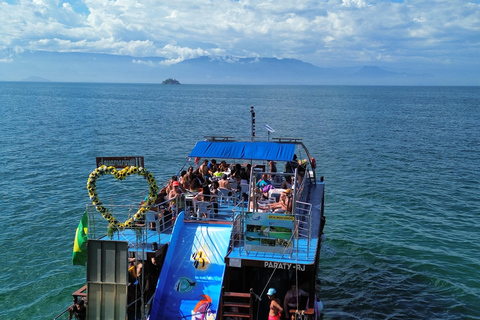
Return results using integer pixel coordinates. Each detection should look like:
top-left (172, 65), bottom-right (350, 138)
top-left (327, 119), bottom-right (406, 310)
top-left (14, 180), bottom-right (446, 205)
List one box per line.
top-left (1, 0), bottom-right (479, 84)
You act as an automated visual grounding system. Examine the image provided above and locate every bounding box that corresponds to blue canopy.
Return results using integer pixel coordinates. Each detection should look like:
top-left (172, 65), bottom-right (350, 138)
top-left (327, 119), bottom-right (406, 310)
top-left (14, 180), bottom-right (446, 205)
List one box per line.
top-left (189, 141), bottom-right (296, 161)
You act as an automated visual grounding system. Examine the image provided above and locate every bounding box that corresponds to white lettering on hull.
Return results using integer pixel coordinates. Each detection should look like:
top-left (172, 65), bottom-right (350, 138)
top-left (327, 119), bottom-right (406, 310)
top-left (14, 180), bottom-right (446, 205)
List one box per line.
top-left (264, 262), bottom-right (305, 271)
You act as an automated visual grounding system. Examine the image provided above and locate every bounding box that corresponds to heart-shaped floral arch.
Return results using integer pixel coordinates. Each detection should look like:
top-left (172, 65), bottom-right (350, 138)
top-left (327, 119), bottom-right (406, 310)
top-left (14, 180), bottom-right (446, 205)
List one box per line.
top-left (87, 165), bottom-right (159, 229)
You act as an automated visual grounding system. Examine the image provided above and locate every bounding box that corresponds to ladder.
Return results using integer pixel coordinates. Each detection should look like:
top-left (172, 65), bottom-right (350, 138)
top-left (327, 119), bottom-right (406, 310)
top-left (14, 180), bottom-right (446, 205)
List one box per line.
top-left (221, 291), bottom-right (253, 319)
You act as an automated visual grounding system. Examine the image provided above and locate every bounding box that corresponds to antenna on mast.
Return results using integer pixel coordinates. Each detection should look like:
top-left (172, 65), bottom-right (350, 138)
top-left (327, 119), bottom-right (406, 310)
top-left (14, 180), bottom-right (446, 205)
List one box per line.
top-left (264, 124), bottom-right (275, 141)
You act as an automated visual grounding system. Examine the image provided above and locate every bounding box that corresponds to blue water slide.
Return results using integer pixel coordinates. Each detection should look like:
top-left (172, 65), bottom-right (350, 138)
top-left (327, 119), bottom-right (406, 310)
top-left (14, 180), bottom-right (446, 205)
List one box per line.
top-left (149, 212), bottom-right (232, 320)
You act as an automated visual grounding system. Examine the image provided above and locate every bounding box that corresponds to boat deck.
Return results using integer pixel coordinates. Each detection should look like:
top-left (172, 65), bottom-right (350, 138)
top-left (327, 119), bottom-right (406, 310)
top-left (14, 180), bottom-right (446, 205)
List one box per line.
top-left (96, 179), bottom-right (325, 267)
top-left (226, 180), bottom-right (324, 266)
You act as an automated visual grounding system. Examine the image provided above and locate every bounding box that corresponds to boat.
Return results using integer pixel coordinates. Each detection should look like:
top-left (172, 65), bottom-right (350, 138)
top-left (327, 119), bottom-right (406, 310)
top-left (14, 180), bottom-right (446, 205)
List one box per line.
top-left (57, 109), bottom-right (326, 320)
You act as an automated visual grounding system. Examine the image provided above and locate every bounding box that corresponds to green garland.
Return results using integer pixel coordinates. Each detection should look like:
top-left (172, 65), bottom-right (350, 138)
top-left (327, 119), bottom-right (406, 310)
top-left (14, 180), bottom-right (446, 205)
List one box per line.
top-left (87, 165), bottom-right (158, 229)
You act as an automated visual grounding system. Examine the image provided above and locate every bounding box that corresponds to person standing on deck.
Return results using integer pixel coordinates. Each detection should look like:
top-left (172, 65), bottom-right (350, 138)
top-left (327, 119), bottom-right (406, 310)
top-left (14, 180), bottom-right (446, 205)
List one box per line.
top-left (267, 288), bottom-right (283, 320)
top-left (68, 299), bottom-right (86, 320)
top-left (283, 284), bottom-right (309, 314)
top-left (199, 159), bottom-right (210, 179)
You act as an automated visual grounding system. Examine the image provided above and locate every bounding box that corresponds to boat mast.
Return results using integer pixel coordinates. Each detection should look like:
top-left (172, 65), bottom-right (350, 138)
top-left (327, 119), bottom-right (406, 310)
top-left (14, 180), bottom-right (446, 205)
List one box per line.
top-left (250, 106), bottom-right (255, 141)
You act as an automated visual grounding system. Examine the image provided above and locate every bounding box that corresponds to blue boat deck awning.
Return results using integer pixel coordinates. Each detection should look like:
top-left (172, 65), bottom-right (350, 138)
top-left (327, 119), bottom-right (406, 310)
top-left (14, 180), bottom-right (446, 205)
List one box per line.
top-left (189, 141), bottom-right (296, 162)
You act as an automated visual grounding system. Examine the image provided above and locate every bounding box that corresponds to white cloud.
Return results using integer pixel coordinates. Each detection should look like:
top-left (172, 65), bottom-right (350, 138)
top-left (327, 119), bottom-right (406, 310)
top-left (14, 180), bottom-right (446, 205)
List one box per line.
top-left (158, 44), bottom-right (211, 65)
top-left (0, 0), bottom-right (478, 75)
top-left (341, 0), bottom-right (367, 8)
top-left (132, 59), bottom-right (155, 66)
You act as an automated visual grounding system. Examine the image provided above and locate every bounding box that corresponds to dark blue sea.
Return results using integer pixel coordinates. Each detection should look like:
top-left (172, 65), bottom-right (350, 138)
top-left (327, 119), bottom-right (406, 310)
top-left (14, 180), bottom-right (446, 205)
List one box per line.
top-left (0, 83), bottom-right (479, 320)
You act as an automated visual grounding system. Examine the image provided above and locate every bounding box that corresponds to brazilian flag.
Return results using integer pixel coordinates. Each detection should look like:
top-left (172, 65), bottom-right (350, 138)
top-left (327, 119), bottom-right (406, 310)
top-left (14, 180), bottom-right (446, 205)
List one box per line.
top-left (72, 211), bottom-right (89, 266)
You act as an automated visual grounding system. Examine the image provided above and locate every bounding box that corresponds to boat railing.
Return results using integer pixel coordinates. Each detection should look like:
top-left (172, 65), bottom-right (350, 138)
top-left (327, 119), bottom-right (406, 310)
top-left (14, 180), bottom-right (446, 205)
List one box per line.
top-left (248, 165), bottom-right (310, 213)
top-left (182, 191), bottom-right (244, 222)
top-left (53, 308), bottom-right (70, 320)
top-left (85, 196), bottom-right (175, 244)
top-left (228, 199), bottom-right (315, 259)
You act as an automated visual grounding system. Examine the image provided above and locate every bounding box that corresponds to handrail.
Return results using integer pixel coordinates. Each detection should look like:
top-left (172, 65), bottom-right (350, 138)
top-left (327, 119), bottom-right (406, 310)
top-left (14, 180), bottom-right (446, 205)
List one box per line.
top-left (85, 200), bottom-right (175, 242)
top-left (53, 307), bottom-right (70, 320)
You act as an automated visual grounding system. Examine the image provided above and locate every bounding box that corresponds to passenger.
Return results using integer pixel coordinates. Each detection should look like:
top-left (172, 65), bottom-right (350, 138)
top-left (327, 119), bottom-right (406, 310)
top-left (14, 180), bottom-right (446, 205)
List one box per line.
top-left (150, 185), bottom-right (168, 211)
top-left (283, 284), bottom-right (309, 312)
top-left (285, 154), bottom-right (298, 173)
top-left (262, 184), bottom-right (275, 200)
top-left (210, 180), bottom-right (219, 213)
top-left (199, 159), bottom-right (210, 179)
top-left (168, 181), bottom-right (183, 198)
top-left (184, 166), bottom-right (194, 186)
top-left (246, 164), bottom-right (252, 179)
top-left (218, 174), bottom-right (234, 192)
top-left (195, 181), bottom-right (211, 202)
top-left (127, 261), bottom-right (143, 320)
top-left (231, 163), bottom-right (242, 179)
top-left (208, 159), bottom-right (218, 175)
top-left (268, 160), bottom-right (277, 179)
top-left (219, 160), bottom-right (229, 172)
top-left (240, 171), bottom-right (249, 184)
top-left (189, 176), bottom-right (202, 193)
top-left (281, 176), bottom-right (293, 190)
top-left (267, 189), bottom-right (292, 212)
top-left (171, 175), bottom-right (185, 192)
top-left (164, 179), bottom-right (174, 196)
top-left (239, 172), bottom-right (250, 202)
top-left (266, 288), bottom-right (283, 320)
top-left (213, 170), bottom-right (224, 179)
top-left (169, 181), bottom-right (184, 215)
top-left (256, 174), bottom-right (271, 191)
top-left (68, 299), bottom-right (86, 320)
top-left (128, 257), bottom-right (137, 282)
top-left (179, 170), bottom-right (189, 190)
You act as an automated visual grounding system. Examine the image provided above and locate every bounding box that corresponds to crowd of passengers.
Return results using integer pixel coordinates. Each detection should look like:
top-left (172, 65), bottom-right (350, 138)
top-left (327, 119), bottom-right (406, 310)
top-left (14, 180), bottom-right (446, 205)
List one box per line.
top-left (149, 157), bottom-right (305, 220)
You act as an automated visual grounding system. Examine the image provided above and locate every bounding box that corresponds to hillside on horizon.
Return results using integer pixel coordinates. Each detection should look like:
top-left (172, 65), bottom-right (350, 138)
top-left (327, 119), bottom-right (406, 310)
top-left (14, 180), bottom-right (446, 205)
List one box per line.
top-left (0, 51), bottom-right (448, 85)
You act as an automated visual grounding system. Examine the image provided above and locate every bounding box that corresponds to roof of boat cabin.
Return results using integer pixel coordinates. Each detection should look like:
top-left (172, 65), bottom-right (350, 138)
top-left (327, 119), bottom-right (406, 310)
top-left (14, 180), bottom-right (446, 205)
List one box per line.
top-left (189, 141), bottom-right (299, 161)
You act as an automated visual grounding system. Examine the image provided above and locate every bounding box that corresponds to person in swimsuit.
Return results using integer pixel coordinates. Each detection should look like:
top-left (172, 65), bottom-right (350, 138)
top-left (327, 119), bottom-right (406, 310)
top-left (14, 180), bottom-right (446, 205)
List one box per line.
top-left (68, 299), bottom-right (86, 320)
top-left (283, 284), bottom-right (309, 313)
top-left (267, 288), bottom-right (283, 320)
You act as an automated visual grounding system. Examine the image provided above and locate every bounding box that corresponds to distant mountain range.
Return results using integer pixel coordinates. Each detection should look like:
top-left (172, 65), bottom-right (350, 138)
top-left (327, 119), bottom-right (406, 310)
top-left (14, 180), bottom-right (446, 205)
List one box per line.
top-left (3, 51), bottom-right (430, 85)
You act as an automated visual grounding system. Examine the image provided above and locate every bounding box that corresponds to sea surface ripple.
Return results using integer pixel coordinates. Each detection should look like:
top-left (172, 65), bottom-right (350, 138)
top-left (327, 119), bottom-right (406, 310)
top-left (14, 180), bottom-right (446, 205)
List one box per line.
top-left (0, 83), bottom-right (478, 320)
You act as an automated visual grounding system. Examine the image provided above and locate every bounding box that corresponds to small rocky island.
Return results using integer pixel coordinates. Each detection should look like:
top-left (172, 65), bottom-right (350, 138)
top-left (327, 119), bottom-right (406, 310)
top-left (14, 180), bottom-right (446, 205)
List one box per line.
top-left (162, 78), bottom-right (181, 85)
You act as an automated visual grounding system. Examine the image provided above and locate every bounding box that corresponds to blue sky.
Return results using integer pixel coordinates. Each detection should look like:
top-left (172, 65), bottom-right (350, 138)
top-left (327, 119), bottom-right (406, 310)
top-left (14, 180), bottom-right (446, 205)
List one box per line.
top-left (1, 0), bottom-right (479, 84)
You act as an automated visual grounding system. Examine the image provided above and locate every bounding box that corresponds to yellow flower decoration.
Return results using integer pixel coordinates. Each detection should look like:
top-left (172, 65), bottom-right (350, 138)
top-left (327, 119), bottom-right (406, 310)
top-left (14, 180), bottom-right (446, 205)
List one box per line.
top-left (86, 165), bottom-right (159, 229)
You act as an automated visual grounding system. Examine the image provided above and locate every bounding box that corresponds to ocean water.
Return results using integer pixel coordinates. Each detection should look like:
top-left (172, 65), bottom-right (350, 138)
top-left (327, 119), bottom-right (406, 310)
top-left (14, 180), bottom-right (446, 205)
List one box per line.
top-left (0, 83), bottom-right (479, 320)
